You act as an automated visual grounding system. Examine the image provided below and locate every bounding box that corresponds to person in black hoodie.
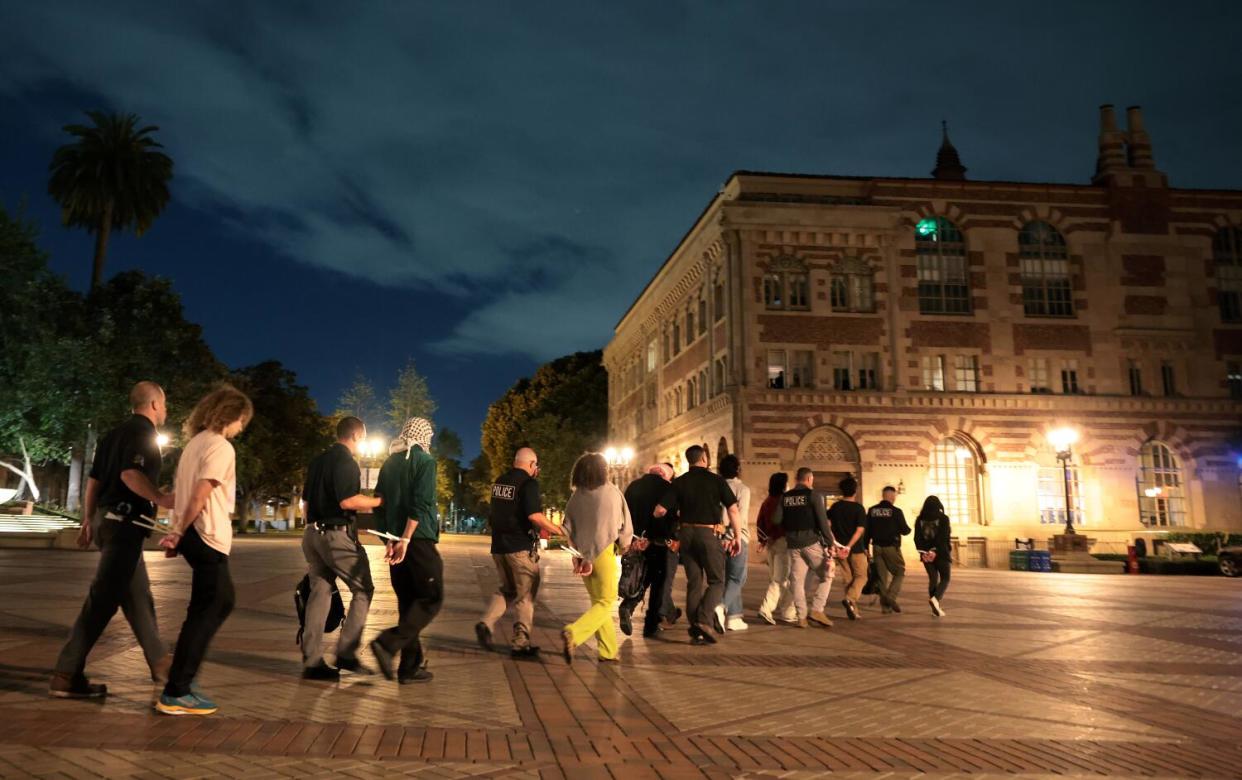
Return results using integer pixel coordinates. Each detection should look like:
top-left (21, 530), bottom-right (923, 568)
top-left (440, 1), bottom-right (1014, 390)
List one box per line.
top-left (866, 486), bottom-right (910, 614)
top-left (913, 496), bottom-right (952, 617)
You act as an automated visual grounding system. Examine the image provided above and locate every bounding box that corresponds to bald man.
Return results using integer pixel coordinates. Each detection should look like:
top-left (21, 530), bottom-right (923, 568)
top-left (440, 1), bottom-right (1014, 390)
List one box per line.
top-left (476, 448), bottom-right (558, 657)
top-left (51, 381), bottom-right (175, 699)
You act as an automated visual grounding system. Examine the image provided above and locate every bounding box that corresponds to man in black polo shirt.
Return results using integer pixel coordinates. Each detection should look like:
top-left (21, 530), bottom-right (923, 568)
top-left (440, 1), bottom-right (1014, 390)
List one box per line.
top-left (51, 381), bottom-right (174, 698)
top-left (300, 416), bottom-right (383, 680)
top-left (620, 463), bottom-right (680, 638)
top-left (867, 485), bottom-right (910, 614)
top-left (654, 445), bottom-right (740, 645)
top-left (828, 477), bottom-right (869, 620)
top-left (476, 447), bottom-right (558, 657)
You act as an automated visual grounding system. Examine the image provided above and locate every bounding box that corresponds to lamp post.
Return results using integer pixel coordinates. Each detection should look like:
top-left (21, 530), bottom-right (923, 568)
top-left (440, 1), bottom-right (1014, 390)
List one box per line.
top-left (1047, 427), bottom-right (1079, 535)
top-left (604, 445), bottom-right (634, 487)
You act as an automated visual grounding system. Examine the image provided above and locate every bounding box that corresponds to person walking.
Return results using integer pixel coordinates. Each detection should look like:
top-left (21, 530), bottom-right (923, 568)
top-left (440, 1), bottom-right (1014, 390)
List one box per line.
top-left (771, 468), bottom-right (835, 629)
top-left (370, 417), bottom-right (441, 684)
top-left (300, 416), bottom-right (383, 680)
top-left (50, 381), bottom-right (173, 699)
top-left (914, 496), bottom-right (953, 617)
top-left (718, 454), bottom-right (751, 632)
top-left (476, 448), bottom-right (559, 657)
top-left (619, 464), bottom-right (680, 638)
top-left (827, 477), bottom-right (868, 620)
top-left (155, 385), bottom-right (252, 716)
top-left (654, 445), bottom-right (741, 645)
top-left (560, 453), bottom-right (634, 664)
top-left (867, 485), bottom-right (910, 614)
top-left (755, 472), bottom-right (796, 625)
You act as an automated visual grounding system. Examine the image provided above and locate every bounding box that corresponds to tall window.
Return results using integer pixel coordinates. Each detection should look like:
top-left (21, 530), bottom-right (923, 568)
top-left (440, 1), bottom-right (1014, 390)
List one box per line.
top-left (927, 437), bottom-right (982, 524)
top-left (915, 217), bottom-right (971, 314)
top-left (767, 350), bottom-right (787, 389)
top-left (1138, 442), bottom-right (1186, 527)
top-left (687, 377), bottom-right (697, 409)
top-left (921, 355), bottom-right (945, 391)
top-left (954, 355), bottom-right (979, 392)
top-left (1228, 360), bottom-right (1242, 399)
top-left (662, 329), bottom-right (670, 364)
top-left (830, 257), bottom-right (874, 313)
top-left (1160, 361), bottom-right (1176, 396)
top-left (1127, 359), bottom-right (1143, 396)
top-left (698, 368), bottom-right (708, 405)
top-left (697, 298), bottom-right (707, 336)
top-left (714, 357), bottom-right (726, 394)
top-left (1038, 465), bottom-right (1084, 526)
top-left (1215, 226), bottom-right (1242, 322)
top-left (714, 282), bottom-right (725, 322)
top-left (1060, 359), bottom-right (1080, 394)
top-left (832, 351), bottom-right (852, 390)
top-left (788, 274), bottom-right (809, 309)
top-left (790, 350), bottom-right (814, 388)
top-left (763, 273), bottom-right (784, 309)
top-left (767, 350), bottom-right (812, 388)
top-left (764, 257), bottom-right (810, 311)
top-left (671, 320), bottom-right (680, 356)
top-left (685, 309), bottom-right (695, 343)
top-left (858, 353), bottom-right (880, 389)
top-left (1019, 221), bottom-right (1073, 317)
top-left (674, 387), bottom-right (683, 415)
top-left (1029, 358), bottom-right (1051, 393)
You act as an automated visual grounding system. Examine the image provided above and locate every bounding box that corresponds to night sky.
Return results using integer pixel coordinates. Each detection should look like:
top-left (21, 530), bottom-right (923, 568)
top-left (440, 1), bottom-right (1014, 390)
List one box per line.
top-left (3, 2), bottom-right (1241, 458)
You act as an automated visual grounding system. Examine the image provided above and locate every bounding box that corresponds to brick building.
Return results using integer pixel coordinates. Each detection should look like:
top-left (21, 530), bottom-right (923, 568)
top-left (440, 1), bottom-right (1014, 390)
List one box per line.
top-left (603, 105), bottom-right (1242, 558)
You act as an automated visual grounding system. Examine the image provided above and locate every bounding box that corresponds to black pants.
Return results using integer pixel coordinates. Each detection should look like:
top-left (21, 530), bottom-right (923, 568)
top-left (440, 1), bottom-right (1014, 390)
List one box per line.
top-left (923, 556), bottom-right (951, 600)
top-left (55, 517), bottom-right (157, 676)
top-left (679, 526), bottom-right (725, 630)
top-left (620, 544), bottom-right (678, 633)
top-left (165, 526), bottom-right (235, 697)
top-left (377, 540), bottom-right (444, 676)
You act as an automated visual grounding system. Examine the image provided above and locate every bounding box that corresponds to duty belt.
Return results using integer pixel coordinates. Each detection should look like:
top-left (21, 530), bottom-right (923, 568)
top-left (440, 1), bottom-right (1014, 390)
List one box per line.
top-left (103, 511), bottom-right (163, 533)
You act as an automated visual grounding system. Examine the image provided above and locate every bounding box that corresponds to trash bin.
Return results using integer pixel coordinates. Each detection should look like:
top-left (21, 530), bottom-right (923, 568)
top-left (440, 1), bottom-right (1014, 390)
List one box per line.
top-left (1030, 550), bottom-right (1052, 572)
top-left (1009, 549), bottom-right (1031, 571)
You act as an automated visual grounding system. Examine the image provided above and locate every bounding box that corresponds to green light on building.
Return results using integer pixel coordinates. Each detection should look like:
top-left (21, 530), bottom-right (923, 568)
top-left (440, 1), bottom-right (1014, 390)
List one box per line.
top-left (916, 218), bottom-right (939, 237)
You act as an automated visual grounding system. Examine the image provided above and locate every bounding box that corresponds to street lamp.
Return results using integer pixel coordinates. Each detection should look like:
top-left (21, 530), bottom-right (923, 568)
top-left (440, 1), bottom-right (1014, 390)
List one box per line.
top-left (155, 433), bottom-right (170, 449)
top-left (604, 445), bottom-right (634, 486)
top-left (1047, 427), bottom-right (1079, 535)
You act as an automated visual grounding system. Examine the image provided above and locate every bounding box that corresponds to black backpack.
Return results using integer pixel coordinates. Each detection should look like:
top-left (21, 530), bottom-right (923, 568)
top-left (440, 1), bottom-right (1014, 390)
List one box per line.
top-left (294, 574), bottom-right (345, 645)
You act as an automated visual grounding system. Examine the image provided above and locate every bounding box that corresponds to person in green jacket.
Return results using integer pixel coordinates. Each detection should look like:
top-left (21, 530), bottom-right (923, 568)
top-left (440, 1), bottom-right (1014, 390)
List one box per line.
top-left (369, 417), bottom-right (440, 683)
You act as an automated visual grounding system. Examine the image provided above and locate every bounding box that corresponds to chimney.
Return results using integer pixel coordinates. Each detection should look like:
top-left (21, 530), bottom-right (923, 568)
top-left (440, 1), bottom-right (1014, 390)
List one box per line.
top-left (1092, 104), bottom-right (1127, 183)
top-left (1125, 105), bottom-right (1155, 169)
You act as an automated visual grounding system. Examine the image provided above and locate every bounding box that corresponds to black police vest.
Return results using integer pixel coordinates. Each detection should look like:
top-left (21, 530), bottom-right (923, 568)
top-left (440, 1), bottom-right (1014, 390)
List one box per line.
top-left (489, 469), bottom-right (535, 548)
top-left (781, 488), bottom-right (817, 534)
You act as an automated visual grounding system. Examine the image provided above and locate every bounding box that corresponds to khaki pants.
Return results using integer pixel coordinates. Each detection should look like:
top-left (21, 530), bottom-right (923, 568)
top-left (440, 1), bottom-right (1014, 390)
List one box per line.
top-left (479, 550), bottom-right (541, 649)
top-left (839, 551), bottom-right (869, 604)
top-left (787, 543), bottom-right (835, 619)
top-left (758, 537), bottom-right (795, 621)
top-left (873, 545), bottom-right (906, 605)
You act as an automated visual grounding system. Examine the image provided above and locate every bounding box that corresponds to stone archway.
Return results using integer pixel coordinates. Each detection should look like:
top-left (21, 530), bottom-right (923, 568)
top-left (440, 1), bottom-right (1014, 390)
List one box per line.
top-left (795, 425), bottom-right (860, 496)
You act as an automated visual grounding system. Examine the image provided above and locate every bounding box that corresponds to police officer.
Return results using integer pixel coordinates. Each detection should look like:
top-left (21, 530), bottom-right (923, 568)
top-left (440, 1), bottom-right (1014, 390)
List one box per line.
top-left (653, 445), bottom-right (741, 645)
top-left (772, 467), bottom-right (835, 629)
top-left (475, 447), bottom-right (558, 657)
top-left (867, 485), bottom-right (910, 614)
top-left (50, 381), bottom-right (173, 698)
top-left (300, 416), bottom-right (382, 680)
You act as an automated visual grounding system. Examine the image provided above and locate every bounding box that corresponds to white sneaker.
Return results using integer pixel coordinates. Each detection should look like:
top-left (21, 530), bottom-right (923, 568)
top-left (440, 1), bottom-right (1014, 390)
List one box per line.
top-left (929, 597), bottom-right (945, 617)
top-left (712, 605), bottom-right (726, 634)
top-left (726, 617), bottom-right (749, 631)
top-left (757, 610), bottom-right (776, 626)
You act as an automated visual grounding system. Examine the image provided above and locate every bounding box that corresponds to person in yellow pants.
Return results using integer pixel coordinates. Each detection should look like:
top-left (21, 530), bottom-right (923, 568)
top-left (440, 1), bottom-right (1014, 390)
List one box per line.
top-left (559, 453), bottom-right (634, 664)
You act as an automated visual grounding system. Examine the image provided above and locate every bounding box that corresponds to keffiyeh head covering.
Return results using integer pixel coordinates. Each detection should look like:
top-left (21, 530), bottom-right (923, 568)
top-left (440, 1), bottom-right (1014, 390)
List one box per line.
top-left (389, 417), bottom-right (434, 458)
top-left (647, 463), bottom-right (674, 481)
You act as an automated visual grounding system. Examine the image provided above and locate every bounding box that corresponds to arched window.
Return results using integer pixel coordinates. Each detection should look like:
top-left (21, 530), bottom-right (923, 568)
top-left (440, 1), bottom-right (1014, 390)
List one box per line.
top-left (830, 256), bottom-right (874, 313)
top-left (1019, 221), bottom-right (1073, 317)
top-left (713, 357), bottom-right (726, 394)
top-left (671, 320), bottom-right (680, 355)
top-left (926, 435), bottom-right (982, 524)
top-left (1138, 442), bottom-right (1186, 527)
top-left (714, 282), bottom-right (725, 322)
top-left (1214, 226), bottom-right (1242, 322)
top-left (698, 368), bottom-right (708, 405)
top-left (763, 256), bottom-right (810, 311)
top-left (915, 218), bottom-right (970, 314)
top-left (686, 308), bottom-right (695, 344)
top-left (697, 297), bottom-right (708, 335)
top-left (717, 437), bottom-right (728, 465)
top-left (686, 378), bottom-right (697, 409)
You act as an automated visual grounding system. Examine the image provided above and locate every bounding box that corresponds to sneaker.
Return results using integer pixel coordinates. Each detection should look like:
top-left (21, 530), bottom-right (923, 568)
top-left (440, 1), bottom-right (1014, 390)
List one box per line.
top-left (510, 645), bottom-right (540, 659)
top-left (778, 614), bottom-right (800, 625)
top-left (150, 654), bottom-right (173, 684)
top-left (335, 656), bottom-right (375, 675)
top-left (619, 606), bottom-right (633, 637)
top-left (49, 673), bottom-right (106, 699)
top-left (474, 622), bottom-right (492, 650)
top-left (661, 607), bottom-right (683, 627)
top-left (688, 625), bottom-right (718, 645)
top-left (808, 611), bottom-right (834, 629)
top-left (757, 610), bottom-right (776, 626)
top-left (370, 640), bottom-right (395, 681)
top-left (561, 629), bottom-right (575, 664)
top-left (155, 691), bottom-right (218, 716)
top-left (795, 618), bottom-right (809, 628)
top-left (712, 605), bottom-right (726, 634)
top-left (398, 669), bottom-right (434, 685)
top-left (641, 627), bottom-right (662, 639)
top-left (726, 616), bottom-right (749, 631)
top-left (930, 597), bottom-right (945, 617)
top-left (301, 662), bottom-right (340, 681)
top-left (842, 599), bottom-right (859, 620)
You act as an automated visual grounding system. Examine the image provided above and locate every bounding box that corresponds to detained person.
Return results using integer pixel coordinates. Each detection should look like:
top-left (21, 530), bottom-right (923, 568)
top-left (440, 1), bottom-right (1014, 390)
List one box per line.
top-left (718, 454), bottom-right (751, 632)
top-left (619, 463), bottom-right (678, 638)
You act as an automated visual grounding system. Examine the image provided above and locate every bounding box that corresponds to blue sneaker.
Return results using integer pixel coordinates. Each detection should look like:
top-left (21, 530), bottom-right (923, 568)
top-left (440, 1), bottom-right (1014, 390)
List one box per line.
top-left (155, 691), bottom-right (218, 716)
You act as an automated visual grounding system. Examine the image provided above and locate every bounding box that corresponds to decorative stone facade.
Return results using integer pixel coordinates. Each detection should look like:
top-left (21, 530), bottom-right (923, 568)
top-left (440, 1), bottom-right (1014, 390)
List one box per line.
top-left (604, 106), bottom-right (1242, 551)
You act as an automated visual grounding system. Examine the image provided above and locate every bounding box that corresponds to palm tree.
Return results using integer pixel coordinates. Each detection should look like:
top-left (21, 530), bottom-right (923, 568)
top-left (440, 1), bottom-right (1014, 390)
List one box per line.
top-left (48, 111), bottom-right (173, 291)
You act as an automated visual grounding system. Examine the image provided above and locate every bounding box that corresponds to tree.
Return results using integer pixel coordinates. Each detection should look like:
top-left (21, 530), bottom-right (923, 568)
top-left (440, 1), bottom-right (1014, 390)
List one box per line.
top-left (335, 372), bottom-right (382, 432)
top-left (387, 358), bottom-right (436, 433)
top-left (230, 361), bottom-right (332, 526)
top-left (48, 111), bottom-right (173, 291)
top-left (481, 351), bottom-right (607, 512)
top-left (461, 451), bottom-right (493, 518)
top-left (431, 427), bottom-right (464, 522)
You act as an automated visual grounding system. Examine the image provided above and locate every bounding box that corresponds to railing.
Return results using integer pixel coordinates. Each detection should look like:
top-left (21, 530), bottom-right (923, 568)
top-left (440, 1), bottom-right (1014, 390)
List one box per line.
top-left (0, 514), bottom-right (78, 534)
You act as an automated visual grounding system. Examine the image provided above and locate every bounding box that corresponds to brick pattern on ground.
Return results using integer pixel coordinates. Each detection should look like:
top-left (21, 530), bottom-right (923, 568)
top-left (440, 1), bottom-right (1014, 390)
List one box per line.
top-left (1, 537), bottom-right (1240, 778)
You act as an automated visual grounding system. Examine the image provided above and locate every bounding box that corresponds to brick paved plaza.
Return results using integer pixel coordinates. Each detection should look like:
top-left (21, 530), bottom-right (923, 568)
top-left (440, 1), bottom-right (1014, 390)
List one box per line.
top-left (1, 536), bottom-right (1240, 779)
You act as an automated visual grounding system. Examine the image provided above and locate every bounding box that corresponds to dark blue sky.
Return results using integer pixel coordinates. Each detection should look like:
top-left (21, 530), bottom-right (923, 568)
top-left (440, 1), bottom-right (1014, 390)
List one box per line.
top-left (3, 2), bottom-right (1241, 458)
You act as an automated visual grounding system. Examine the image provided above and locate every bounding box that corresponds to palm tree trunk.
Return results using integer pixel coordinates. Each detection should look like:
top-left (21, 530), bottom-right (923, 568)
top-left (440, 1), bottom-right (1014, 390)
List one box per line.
top-left (90, 203), bottom-right (113, 291)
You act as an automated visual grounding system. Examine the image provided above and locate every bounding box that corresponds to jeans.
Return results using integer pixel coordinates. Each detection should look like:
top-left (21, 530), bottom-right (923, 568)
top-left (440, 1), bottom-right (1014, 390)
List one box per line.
top-left (376, 540), bottom-right (443, 676)
top-left (679, 526), bottom-right (726, 630)
top-left (924, 556), bottom-right (951, 600)
top-left (788, 543), bottom-right (835, 619)
top-left (301, 526), bottom-right (374, 666)
top-left (723, 541), bottom-right (749, 618)
top-left (165, 525), bottom-right (235, 697)
top-left (619, 543), bottom-right (678, 633)
top-left (55, 511), bottom-right (166, 676)
top-left (758, 537), bottom-right (795, 620)
top-left (564, 548), bottom-right (620, 660)
top-left (873, 545), bottom-right (906, 605)
top-left (479, 550), bottom-right (541, 650)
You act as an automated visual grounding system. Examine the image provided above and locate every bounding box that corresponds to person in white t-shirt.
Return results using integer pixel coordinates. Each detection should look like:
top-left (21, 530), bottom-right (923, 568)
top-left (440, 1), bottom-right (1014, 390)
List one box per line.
top-left (155, 384), bottom-right (252, 717)
top-left (718, 454), bottom-right (752, 632)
